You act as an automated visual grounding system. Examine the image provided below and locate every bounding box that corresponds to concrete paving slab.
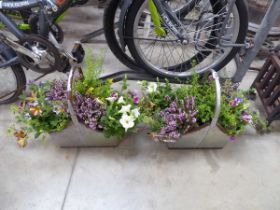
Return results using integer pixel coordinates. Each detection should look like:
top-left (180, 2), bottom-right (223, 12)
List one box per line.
top-left (1, 2), bottom-right (280, 210)
top-left (62, 131), bottom-right (280, 210)
top-left (0, 105), bottom-right (78, 210)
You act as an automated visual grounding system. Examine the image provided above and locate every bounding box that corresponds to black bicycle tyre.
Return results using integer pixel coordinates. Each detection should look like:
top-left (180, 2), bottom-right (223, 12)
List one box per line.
top-left (0, 64), bottom-right (26, 105)
top-left (103, 0), bottom-right (143, 71)
top-left (125, 0), bottom-right (248, 78)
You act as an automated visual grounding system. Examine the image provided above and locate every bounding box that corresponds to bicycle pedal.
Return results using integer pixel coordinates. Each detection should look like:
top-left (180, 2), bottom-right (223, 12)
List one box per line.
top-left (71, 42), bottom-right (85, 64)
top-left (58, 56), bottom-right (71, 73)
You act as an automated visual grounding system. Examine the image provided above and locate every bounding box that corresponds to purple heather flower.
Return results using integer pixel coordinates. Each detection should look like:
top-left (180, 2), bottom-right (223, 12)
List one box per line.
top-left (154, 96), bottom-right (198, 142)
top-left (73, 93), bottom-right (105, 131)
top-left (178, 112), bottom-right (186, 122)
top-left (191, 96), bottom-right (195, 109)
top-left (186, 97), bottom-right (191, 109)
top-left (169, 131), bottom-right (181, 140)
top-left (46, 80), bottom-right (67, 102)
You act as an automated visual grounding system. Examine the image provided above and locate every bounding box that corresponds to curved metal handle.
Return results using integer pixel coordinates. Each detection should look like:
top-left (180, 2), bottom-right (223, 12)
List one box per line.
top-left (210, 69), bottom-right (221, 128)
top-left (67, 66), bottom-right (84, 128)
top-left (196, 69), bottom-right (221, 146)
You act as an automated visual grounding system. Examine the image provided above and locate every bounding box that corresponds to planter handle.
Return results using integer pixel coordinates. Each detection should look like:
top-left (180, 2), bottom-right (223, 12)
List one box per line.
top-left (66, 65), bottom-right (85, 137)
top-left (195, 69), bottom-right (222, 146)
top-left (210, 70), bottom-right (221, 128)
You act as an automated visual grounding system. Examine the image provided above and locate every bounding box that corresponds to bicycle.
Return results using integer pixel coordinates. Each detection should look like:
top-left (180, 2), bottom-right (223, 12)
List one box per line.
top-left (103, 0), bottom-right (248, 79)
top-left (0, 0), bottom-right (87, 104)
top-left (104, 0), bottom-right (280, 82)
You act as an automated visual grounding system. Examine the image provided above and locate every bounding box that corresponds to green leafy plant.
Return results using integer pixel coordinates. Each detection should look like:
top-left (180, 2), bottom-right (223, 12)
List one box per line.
top-left (8, 81), bottom-right (71, 147)
top-left (72, 50), bottom-right (142, 139)
top-left (100, 77), bottom-right (143, 138)
top-left (139, 73), bottom-right (267, 142)
top-left (73, 48), bottom-right (112, 101)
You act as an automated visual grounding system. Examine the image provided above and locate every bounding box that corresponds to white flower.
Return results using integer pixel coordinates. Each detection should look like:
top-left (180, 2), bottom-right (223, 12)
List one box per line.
top-left (24, 113), bottom-right (31, 120)
top-left (117, 96), bottom-right (125, 104)
top-left (137, 81), bottom-right (144, 86)
top-left (120, 114), bottom-right (135, 132)
top-left (106, 97), bottom-right (116, 103)
top-left (147, 83), bottom-right (157, 93)
top-left (30, 101), bottom-right (39, 107)
top-left (131, 108), bottom-right (140, 119)
top-left (119, 104), bottom-right (131, 114)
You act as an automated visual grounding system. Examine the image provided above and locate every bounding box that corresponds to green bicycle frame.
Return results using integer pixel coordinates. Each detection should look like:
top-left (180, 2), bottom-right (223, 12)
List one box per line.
top-left (149, 0), bottom-right (166, 37)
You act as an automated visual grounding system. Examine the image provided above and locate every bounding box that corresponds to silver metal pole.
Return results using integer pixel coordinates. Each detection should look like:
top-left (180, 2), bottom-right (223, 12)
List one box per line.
top-left (233, 0), bottom-right (280, 83)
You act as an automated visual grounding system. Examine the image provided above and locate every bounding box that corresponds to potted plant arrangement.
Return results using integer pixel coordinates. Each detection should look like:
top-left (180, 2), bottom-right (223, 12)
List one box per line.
top-left (8, 49), bottom-right (267, 149)
top-left (8, 80), bottom-right (71, 147)
top-left (9, 51), bottom-right (142, 147)
top-left (138, 73), bottom-right (267, 149)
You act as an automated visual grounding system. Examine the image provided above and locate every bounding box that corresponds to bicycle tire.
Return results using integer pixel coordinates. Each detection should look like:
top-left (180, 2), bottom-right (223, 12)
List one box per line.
top-left (125, 0), bottom-right (248, 79)
top-left (0, 64), bottom-right (26, 105)
top-left (103, 0), bottom-right (143, 71)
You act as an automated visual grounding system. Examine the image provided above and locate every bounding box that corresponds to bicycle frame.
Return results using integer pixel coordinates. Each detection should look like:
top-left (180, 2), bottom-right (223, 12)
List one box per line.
top-left (0, 0), bottom-right (75, 66)
top-left (152, 0), bottom-right (280, 83)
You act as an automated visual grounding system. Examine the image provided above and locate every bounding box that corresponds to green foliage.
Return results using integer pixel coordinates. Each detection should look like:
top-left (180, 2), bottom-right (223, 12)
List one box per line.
top-left (101, 78), bottom-right (142, 139)
top-left (73, 48), bottom-right (112, 101)
top-left (139, 73), bottom-right (267, 139)
top-left (9, 81), bottom-right (71, 147)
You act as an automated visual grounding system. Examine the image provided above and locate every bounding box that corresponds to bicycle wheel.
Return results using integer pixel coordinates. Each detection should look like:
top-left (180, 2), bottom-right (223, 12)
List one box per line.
top-left (0, 63), bottom-right (26, 105)
top-left (103, 0), bottom-right (143, 71)
top-left (125, 0), bottom-right (248, 78)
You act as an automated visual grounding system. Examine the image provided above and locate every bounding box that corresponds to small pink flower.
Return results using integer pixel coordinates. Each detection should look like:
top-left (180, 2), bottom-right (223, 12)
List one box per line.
top-left (111, 92), bottom-right (119, 99)
top-left (230, 97), bottom-right (243, 107)
top-left (229, 101), bottom-right (237, 107)
top-left (241, 113), bottom-right (253, 123)
top-left (133, 96), bottom-right (140, 104)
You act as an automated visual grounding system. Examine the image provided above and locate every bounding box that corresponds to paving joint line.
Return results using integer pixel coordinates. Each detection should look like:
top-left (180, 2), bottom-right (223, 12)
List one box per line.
top-left (61, 148), bottom-right (80, 210)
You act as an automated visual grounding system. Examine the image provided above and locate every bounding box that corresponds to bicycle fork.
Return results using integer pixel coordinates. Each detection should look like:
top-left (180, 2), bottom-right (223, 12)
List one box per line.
top-left (151, 0), bottom-right (188, 42)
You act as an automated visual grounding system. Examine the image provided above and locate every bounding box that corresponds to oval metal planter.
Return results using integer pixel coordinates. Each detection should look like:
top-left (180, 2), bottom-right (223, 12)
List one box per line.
top-left (166, 70), bottom-right (228, 149)
top-left (166, 125), bottom-right (228, 149)
top-left (52, 122), bottom-right (122, 148)
top-left (52, 66), bottom-right (122, 148)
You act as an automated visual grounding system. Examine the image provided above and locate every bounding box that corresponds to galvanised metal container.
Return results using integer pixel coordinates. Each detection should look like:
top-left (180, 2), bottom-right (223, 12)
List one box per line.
top-left (53, 66), bottom-right (122, 148)
top-left (167, 71), bottom-right (229, 149)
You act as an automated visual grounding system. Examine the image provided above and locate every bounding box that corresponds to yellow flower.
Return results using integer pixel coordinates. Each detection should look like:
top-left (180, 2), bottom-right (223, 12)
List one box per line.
top-left (14, 130), bottom-right (27, 139)
top-left (26, 91), bottom-right (38, 102)
top-left (17, 138), bottom-right (27, 148)
top-left (30, 106), bottom-right (43, 116)
top-left (14, 130), bottom-right (28, 148)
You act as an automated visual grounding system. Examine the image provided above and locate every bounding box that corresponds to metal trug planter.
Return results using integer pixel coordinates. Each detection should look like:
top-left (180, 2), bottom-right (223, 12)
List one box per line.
top-left (167, 71), bottom-right (229, 149)
top-left (52, 66), bottom-right (122, 148)
top-left (52, 123), bottom-right (122, 148)
top-left (167, 125), bottom-right (228, 149)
